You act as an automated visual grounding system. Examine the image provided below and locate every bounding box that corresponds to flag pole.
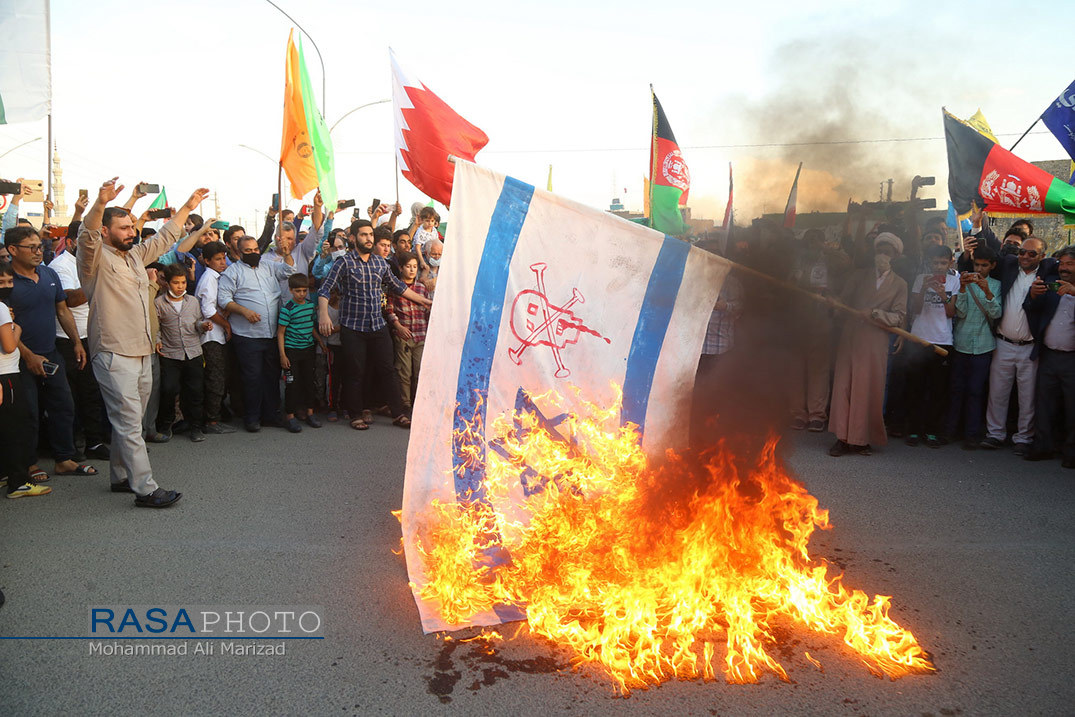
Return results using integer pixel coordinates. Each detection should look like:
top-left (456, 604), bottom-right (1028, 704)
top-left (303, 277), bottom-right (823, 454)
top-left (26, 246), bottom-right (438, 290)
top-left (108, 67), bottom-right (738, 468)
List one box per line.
top-left (1009, 117), bottom-right (1039, 152)
top-left (277, 162), bottom-right (283, 227)
top-left (45, 114), bottom-right (53, 222)
top-left (394, 153), bottom-right (400, 206)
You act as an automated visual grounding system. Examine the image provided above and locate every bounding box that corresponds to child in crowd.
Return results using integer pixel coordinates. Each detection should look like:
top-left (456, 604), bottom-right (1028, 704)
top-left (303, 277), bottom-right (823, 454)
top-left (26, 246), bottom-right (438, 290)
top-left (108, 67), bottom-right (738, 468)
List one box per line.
top-left (946, 246), bottom-right (1001, 449)
top-left (411, 206), bottom-right (440, 254)
top-left (154, 264), bottom-right (212, 442)
top-left (277, 273), bottom-right (323, 432)
top-left (904, 244), bottom-right (960, 447)
top-left (196, 241), bottom-right (236, 434)
top-left (387, 252), bottom-right (430, 412)
top-left (0, 263), bottom-right (50, 498)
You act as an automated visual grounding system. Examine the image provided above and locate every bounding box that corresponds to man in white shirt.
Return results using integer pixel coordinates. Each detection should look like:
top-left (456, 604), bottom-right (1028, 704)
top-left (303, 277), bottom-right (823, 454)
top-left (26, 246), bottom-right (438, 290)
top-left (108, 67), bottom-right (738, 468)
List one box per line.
top-left (903, 245), bottom-right (960, 447)
top-left (981, 236), bottom-right (1055, 453)
top-left (195, 241), bottom-right (235, 435)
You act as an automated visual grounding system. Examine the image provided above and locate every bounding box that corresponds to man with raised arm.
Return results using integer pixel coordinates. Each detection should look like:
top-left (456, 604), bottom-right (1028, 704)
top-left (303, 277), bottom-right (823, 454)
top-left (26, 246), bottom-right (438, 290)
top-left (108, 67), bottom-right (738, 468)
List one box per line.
top-left (78, 178), bottom-right (209, 508)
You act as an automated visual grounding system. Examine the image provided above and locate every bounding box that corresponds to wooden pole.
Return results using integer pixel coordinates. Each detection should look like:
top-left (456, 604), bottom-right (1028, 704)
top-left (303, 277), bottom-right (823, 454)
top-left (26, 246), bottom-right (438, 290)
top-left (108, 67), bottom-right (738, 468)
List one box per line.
top-left (727, 260), bottom-right (948, 357)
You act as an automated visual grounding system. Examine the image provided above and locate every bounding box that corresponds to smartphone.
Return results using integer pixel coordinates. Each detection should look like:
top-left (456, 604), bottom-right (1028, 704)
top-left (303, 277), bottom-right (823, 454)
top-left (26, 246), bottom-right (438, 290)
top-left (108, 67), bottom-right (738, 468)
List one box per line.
top-left (78, 188), bottom-right (89, 201)
top-left (42, 361), bottom-right (60, 376)
top-left (337, 199), bottom-right (355, 210)
top-left (0, 180), bottom-right (22, 195)
top-left (1047, 281), bottom-right (1061, 292)
top-left (370, 198), bottom-right (380, 212)
top-left (47, 225), bottom-right (67, 238)
top-left (138, 183), bottom-right (160, 194)
top-left (148, 208), bottom-right (172, 220)
top-left (210, 220), bottom-right (229, 230)
top-left (23, 179), bottom-right (44, 202)
top-left (272, 193), bottom-right (280, 208)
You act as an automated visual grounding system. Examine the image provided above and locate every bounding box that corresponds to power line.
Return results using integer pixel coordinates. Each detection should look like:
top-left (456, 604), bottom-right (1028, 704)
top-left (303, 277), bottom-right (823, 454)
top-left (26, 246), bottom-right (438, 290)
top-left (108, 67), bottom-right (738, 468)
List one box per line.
top-left (337, 130), bottom-right (1054, 155)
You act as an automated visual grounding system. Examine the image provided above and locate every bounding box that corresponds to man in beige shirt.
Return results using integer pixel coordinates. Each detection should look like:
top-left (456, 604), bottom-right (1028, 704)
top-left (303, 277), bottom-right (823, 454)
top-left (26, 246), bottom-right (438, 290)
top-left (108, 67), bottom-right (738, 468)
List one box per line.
top-left (78, 178), bottom-right (208, 507)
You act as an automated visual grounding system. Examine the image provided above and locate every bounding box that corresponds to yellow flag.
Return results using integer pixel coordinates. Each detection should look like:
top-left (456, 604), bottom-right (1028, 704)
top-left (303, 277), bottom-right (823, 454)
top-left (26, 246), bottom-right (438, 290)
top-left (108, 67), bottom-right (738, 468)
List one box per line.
top-left (966, 108), bottom-right (998, 143)
top-left (643, 176), bottom-right (650, 218)
top-left (280, 30), bottom-right (318, 200)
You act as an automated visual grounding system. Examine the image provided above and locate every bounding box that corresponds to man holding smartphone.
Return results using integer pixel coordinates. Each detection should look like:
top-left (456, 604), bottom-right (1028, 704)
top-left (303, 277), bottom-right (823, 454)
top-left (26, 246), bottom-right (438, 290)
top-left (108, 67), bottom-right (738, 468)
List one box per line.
top-left (4, 224), bottom-right (93, 480)
top-left (78, 178), bottom-right (209, 508)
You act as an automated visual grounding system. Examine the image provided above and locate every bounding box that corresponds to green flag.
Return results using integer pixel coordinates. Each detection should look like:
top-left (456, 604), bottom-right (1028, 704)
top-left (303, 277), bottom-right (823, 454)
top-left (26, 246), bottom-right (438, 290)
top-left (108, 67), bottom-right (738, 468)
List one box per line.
top-left (297, 36), bottom-right (337, 208)
top-left (148, 187), bottom-right (168, 210)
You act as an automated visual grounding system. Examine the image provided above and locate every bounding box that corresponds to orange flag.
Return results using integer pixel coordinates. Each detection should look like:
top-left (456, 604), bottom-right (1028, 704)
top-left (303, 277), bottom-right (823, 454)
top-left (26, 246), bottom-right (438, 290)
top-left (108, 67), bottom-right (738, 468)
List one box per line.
top-left (280, 30), bottom-right (319, 201)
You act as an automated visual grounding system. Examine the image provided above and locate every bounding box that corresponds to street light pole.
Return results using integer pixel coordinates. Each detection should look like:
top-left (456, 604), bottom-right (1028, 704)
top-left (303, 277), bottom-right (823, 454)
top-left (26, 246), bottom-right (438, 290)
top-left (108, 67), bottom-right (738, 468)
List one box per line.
top-left (329, 99), bottom-right (391, 134)
top-left (261, 0), bottom-right (326, 116)
top-left (0, 136), bottom-right (44, 162)
top-left (237, 143), bottom-right (278, 165)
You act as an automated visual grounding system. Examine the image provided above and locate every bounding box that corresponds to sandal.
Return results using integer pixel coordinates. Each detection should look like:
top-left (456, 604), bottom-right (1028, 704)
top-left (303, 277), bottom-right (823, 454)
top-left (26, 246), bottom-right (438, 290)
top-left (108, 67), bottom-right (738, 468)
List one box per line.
top-left (56, 464), bottom-right (98, 476)
top-left (350, 418), bottom-right (370, 431)
top-left (393, 415), bottom-right (411, 429)
top-left (30, 469), bottom-right (50, 483)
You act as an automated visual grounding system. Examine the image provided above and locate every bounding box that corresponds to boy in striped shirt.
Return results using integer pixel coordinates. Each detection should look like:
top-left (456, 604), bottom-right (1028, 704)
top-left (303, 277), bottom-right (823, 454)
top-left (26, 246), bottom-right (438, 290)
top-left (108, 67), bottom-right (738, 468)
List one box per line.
top-left (278, 273), bottom-right (323, 432)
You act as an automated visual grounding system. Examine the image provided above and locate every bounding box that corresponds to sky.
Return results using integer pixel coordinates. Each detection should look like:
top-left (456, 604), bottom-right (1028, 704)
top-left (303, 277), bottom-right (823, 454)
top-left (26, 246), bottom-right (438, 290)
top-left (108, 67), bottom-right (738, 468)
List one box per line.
top-left (1, 0), bottom-right (1072, 229)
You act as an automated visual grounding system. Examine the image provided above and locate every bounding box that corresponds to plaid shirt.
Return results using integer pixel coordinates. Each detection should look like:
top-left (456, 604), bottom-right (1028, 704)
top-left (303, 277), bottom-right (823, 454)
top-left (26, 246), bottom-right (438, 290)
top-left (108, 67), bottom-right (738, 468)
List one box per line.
top-left (318, 252), bottom-right (407, 333)
top-left (386, 280), bottom-right (430, 343)
top-left (702, 276), bottom-right (743, 356)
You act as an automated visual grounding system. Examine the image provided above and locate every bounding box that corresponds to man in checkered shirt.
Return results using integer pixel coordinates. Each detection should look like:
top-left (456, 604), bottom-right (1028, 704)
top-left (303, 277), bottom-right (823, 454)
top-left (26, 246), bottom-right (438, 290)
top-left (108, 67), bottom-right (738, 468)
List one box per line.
top-left (317, 219), bottom-right (432, 431)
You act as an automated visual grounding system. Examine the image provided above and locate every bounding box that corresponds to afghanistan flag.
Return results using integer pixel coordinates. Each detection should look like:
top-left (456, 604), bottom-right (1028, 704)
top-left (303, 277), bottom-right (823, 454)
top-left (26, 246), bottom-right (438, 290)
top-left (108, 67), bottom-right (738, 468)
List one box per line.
top-left (280, 30), bottom-right (337, 208)
top-left (649, 89), bottom-right (690, 235)
top-left (944, 109), bottom-right (1075, 224)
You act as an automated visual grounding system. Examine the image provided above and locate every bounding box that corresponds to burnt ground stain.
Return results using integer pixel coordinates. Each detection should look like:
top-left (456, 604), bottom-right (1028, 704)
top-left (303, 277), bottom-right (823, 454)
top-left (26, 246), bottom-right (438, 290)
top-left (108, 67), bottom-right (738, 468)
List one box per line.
top-left (426, 634), bottom-right (566, 703)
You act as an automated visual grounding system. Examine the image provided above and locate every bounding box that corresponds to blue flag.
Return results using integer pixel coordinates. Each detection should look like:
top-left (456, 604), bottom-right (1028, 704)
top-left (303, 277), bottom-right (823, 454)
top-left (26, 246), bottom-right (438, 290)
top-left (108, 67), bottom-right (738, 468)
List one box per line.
top-left (1041, 79), bottom-right (1075, 163)
top-left (946, 201), bottom-right (972, 233)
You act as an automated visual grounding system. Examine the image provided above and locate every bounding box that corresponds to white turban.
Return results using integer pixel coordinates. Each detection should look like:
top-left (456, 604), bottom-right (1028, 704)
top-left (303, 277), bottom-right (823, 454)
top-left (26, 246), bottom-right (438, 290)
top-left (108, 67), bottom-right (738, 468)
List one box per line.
top-left (873, 232), bottom-right (903, 255)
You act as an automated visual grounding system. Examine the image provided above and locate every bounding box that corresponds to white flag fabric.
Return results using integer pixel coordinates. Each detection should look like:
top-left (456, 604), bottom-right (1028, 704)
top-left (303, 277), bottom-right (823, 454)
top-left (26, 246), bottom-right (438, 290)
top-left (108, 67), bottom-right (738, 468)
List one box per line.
top-left (402, 161), bottom-right (728, 633)
top-left (0, 0), bottom-right (51, 124)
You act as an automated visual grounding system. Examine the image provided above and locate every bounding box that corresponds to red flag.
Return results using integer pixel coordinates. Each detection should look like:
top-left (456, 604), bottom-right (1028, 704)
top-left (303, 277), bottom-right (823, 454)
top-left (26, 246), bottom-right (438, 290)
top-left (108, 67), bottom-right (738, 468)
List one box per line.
top-left (783, 162), bottom-right (802, 229)
top-left (722, 162), bottom-right (733, 229)
top-left (391, 49), bottom-right (489, 207)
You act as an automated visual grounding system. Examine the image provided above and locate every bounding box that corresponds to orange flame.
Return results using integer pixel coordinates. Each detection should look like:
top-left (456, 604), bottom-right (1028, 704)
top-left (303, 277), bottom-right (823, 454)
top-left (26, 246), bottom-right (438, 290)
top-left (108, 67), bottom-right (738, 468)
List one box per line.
top-left (411, 386), bottom-right (934, 693)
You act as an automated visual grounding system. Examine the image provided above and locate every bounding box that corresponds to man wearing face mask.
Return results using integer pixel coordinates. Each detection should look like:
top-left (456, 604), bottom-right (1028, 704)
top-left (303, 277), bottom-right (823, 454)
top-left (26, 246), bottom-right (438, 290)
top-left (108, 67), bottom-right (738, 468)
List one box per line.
top-left (980, 236), bottom-right (1058, 454)
top-left (421, 239), bottom-right (443, 296)
top-left (77, 178), bottom-right (209, 507)
top-left (217, 235), bottom-right (296, 432)
top-left (828, 232), bottom-right (908, 457)
top-left (317, 219), bottom-right (431, 431)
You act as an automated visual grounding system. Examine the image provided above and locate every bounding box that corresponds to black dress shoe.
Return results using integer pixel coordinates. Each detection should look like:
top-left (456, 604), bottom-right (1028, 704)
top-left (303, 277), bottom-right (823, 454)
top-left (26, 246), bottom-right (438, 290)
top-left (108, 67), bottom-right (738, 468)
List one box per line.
top-left (87, 443), bottom-right (111, 460)
top-left (828, 440), bottom-right (849, 457)
top-left (110, 480), bottom-right (135, 493)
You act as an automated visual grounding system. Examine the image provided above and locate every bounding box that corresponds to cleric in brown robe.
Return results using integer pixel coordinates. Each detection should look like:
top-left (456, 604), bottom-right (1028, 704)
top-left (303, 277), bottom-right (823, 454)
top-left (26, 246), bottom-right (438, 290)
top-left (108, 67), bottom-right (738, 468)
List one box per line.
top-left (828, 232), bottom-right (908, 456)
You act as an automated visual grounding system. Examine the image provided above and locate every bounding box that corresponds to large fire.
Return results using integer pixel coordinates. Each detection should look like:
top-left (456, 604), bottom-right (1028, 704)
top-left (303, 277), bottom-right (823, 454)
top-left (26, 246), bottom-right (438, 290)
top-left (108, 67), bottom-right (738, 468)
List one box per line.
top-left (409, 386), bottom-right (934, 693)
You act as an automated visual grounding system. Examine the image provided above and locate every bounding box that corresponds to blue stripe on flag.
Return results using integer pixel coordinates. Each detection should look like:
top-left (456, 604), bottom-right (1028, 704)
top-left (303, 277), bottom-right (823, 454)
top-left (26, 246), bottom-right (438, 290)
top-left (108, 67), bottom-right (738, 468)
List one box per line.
top-left (621, 235), bottom-right (691, 433)
top-left (451, 177), bottom-right (535, 502)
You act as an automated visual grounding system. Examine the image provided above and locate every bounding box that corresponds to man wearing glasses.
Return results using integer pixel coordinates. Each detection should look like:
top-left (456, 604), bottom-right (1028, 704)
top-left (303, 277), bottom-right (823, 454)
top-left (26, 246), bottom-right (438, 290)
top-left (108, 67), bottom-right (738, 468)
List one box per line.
top-left (981, 236), bottom-right (1058, 454)
top-left (3, 225), bottom-right (94, 480)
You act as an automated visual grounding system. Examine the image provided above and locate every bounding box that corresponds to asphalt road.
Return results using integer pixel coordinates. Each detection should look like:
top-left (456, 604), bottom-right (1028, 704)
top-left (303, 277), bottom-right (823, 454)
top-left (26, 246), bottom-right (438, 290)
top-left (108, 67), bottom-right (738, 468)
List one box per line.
top-left (2, 420), bottom-right (1073, 716)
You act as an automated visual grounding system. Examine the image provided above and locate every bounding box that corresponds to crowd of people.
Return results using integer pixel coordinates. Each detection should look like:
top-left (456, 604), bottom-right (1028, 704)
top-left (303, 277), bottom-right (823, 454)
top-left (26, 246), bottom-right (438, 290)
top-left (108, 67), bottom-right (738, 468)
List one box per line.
top-left (0, 178), bottom-right (440, 504)
top-left (695, 198), bottom-right (1075, 470)
top-left (3, 172), bottom-right (1073, 507)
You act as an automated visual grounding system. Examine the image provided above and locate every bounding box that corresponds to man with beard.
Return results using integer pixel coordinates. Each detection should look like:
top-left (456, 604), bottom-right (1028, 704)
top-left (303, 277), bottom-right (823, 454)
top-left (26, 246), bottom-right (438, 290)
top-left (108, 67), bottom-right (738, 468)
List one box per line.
top-left (980, 236), bottom-right (1057, 454)
top-left (77, 178), bottom-right (208, 507)
top-left (1023, 247), bottom-right (1075, 466)
top-left (317, 219), bottom-right (431, 431)
top-left (828, 232), bottom-right (908, 457)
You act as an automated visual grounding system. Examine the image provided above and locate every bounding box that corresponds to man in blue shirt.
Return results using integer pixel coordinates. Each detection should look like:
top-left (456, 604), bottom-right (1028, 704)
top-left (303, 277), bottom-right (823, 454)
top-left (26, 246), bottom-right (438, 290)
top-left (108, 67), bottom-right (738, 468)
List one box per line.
top-left (217, 235), bottom-right (296, 431)
top-left (317, 219), bottom-right (431, 430)
top-left (4, 225), bottom-right (95, 479)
